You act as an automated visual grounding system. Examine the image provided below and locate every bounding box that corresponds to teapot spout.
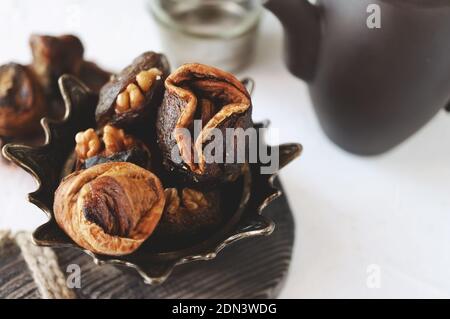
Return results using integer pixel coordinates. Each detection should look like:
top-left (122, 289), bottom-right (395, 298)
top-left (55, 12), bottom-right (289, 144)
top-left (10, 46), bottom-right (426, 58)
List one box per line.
top-left (264, 0), bottom-right (321, 81)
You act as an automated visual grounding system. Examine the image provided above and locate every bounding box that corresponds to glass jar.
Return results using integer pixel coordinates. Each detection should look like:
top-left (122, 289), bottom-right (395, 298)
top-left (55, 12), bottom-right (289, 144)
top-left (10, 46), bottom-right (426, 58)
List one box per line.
top-left (148, 0), bottom-right (263, 72)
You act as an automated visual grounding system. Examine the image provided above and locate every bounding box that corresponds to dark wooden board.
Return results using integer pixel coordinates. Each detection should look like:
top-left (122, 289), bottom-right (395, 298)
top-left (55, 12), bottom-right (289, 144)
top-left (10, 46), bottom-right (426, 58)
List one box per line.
top-left (0, 183), bottom-right (294, 299)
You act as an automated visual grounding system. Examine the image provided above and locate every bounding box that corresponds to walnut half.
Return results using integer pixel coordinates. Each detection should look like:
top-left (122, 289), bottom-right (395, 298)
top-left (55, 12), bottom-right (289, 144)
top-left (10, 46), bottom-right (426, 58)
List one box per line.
top-left (75, 125), bottom-right (135, 162)
top-left (95, 52), bottom-right (170, 128)
top-left (157, 188), bottom-right (222, 238)
top-left (75, 128), bottom-right (102, 161)
top-left (115, 68), bottom-right (162, 114)
top-left (73, 125), bottom-right (151, 171)
top-left (164, 188), bottom-right (210, 215)
top-left (102, 125), bottom-right (135, 156)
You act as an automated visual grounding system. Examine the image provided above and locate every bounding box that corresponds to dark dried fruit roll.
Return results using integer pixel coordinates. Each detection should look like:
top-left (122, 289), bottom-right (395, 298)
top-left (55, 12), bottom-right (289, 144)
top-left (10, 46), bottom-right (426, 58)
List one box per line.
top-left (156, 63), bottom-right (253, 186)
top-left (95, 52), bottom-right (170, 129)
top-left (54, 162), bottom-right (165, 255)
top-left (29, 34), bottom-right (111, 95)
top-left (74, 125), bottom-right (151, 170)
top-left (155, 188), bottom-right (222, 239)
top-left (30, 34), bottom-right (84, 95)
top-left (0, 63), bottom-right (46, 137)
top-left (78, 61), bottom-right (112, 94)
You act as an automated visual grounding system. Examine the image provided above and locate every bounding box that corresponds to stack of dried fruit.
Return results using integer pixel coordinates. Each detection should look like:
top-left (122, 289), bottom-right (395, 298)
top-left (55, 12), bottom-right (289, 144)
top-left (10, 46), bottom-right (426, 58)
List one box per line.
top-left (0, 34), bottom-right (110, 140)
top-left (52, 51), bottom-right (254, 256)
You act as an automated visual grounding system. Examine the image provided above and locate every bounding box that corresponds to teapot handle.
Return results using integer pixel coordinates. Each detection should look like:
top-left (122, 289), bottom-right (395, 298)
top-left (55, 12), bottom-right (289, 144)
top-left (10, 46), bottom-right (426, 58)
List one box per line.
top-left (264, 0), bottom-right (321, 82)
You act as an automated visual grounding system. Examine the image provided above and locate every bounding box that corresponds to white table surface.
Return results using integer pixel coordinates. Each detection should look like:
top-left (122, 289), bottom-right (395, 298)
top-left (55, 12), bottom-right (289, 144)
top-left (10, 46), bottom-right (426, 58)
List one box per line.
top-left (1, 0), bottom-right (450, 299)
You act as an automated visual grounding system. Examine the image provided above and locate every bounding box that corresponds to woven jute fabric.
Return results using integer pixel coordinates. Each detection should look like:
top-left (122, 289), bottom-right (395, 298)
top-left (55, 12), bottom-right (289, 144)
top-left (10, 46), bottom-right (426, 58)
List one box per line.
top-left (0, 191), bottom-right (294, 299)
top-left (15, 233), bottom-right (76, 299)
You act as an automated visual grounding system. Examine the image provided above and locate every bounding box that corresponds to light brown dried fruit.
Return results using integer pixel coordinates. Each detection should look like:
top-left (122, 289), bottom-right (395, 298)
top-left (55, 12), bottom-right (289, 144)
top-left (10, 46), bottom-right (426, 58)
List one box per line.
top-left (54, 162), bottom-right (165, 256)
top-left (0, 63), bottom-right (46, 137)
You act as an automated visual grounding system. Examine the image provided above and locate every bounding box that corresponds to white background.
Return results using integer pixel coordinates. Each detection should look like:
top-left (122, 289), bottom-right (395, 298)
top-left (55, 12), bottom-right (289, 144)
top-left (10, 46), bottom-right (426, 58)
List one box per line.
top-left (0, 0), bottom-right (450, 298)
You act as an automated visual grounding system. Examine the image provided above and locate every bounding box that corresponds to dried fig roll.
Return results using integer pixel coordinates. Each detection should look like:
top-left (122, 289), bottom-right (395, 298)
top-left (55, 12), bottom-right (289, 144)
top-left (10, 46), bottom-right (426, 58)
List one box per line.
top-left (156, 63), bottom-right (253, 186)
top-left (54, 162), bottom-right (165, 256)
top-left (95, 52), bottom-right (170, 130)
top-left (0, 63), bottom-right (46, 137)
top-left (155, 188), bottom-right (222, 239)
top-left (74, 125), bottom-right (151, 170)
top-left (30, 34), bottom-right (84, 95)
top-left (29, 34), bottom-right (111, 95)
top-left (78, 61), bottom-right (112, 94)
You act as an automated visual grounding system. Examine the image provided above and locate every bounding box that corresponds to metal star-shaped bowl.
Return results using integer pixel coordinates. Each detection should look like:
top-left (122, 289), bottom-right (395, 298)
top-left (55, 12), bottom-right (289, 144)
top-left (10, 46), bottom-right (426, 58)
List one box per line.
top-left (2, 75), bottom-right (302, 284)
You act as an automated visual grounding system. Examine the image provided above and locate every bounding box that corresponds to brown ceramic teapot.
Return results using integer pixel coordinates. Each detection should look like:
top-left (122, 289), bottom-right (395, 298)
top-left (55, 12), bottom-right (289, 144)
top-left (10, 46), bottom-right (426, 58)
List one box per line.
top-left (265, 0), bottom-right (450, 155)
